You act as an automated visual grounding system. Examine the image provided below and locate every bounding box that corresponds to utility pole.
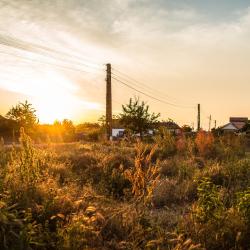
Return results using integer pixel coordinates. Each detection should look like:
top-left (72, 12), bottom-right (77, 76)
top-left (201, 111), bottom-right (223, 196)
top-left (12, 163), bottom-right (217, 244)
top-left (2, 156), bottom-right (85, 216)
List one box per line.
top-left (214, 120), bottom-right (217, 129)
top-left (106, 63), bottom-right (112, 140)
top-left (197, 103), bottom-right (200, 131)
top-left (208, 115), bottom-right (212, 131)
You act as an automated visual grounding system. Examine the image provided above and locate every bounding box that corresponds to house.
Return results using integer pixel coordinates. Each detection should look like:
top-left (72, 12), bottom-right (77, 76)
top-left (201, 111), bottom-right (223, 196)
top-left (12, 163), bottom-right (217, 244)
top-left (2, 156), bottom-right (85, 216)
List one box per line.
top-left (221, 117), bottom-right (248, 132)
top-left (112, 128), bottom-right (125, 138)
top-left (155, 121), bottom-right (182, 135)
top-left (111, 119), bottom-right (182, 138)
top-left (112, 118), bottom-right (125, 138)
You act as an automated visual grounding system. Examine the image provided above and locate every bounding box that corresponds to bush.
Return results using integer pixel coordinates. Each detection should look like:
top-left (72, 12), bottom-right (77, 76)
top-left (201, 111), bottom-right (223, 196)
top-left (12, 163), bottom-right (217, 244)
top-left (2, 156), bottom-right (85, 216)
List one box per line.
top-left (195, 131), bottom-right (215, 158)
top-left (194, 177), bottom-right (223, 223)
top-left (154, 128), bottom-right (177, 159)
top-left (237, 187), bottom-right (250, 226)
top-left (100, 153), bottom-right (133, 198)
top-left (124, 142), bottom-right (160, 203)
top-left (159, 158), bottom-right (196, 181)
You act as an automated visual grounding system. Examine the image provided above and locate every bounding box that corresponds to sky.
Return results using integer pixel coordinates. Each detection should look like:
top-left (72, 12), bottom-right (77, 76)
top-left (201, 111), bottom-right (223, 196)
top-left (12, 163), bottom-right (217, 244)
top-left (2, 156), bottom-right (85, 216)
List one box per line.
top-left (0, 0), bottom-right (250, 128)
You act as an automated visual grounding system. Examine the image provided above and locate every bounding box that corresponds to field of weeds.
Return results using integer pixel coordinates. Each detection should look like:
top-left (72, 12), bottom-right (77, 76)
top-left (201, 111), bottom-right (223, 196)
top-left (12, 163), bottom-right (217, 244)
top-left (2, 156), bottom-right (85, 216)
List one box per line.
top-left (0, 129), bottom-right (250, 250)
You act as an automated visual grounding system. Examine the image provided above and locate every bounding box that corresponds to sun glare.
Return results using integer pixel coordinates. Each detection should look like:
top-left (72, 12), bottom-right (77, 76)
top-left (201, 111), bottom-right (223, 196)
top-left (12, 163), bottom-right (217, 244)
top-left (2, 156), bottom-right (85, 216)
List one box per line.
top-left (0, 67), bottom-right (102, 124)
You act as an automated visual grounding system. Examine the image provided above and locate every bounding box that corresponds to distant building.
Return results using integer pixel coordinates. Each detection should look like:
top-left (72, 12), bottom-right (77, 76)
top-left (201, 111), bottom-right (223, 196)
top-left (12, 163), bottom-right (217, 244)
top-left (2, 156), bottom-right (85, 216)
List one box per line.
top-left (111, 119), bottom-right (182, 138)
top-left (112, 118), bottom-right (125, 138)
top-left (112, 128), bottom-right (125, 137)
top-left (221, 117), bottom-right (248, 132)
top-left (156, 121), bottom-right (182, 135)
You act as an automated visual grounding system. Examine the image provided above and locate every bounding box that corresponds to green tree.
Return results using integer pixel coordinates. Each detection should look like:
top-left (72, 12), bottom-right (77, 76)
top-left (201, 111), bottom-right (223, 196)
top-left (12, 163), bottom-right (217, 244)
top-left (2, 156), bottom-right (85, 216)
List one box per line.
top-left (241, 121), bottom-right (250, 133)
top-left (6, 100), bottom-right (37, 135)
top-left (182, 124), bottom-right (193, 133)
top-left (62, 119), bottom-right (76, 142)
top-left (120, 97), bottom-right (160, 138)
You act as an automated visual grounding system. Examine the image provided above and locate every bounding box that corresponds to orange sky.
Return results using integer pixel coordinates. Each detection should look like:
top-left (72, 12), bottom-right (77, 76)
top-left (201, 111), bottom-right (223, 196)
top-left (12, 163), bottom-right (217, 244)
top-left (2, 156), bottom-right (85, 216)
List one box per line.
top-left (0, 1), bottom-right (250, 129)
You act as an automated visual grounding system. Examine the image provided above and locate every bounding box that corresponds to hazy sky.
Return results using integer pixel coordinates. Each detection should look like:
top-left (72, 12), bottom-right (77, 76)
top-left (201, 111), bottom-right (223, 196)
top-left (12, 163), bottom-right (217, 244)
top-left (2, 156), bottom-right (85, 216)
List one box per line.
top-left (0, 0), bottom-right (250, 128)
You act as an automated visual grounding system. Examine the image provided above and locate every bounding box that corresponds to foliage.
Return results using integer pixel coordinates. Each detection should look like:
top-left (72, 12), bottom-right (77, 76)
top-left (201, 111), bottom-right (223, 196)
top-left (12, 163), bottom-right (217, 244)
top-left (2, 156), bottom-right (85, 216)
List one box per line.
top-left (0, 121), bottom-right (250, 249)
top-left (182, 124), bottom-right (193, 133)
top-left (195, 130), bottom-right (215, 158)
top-left (124, 142), bottom-right (160, 203)
top-left (6, 100), bottom-right (37, 135)
top-left (237, 188), bottom-right (250, 225)
top-left (120, 97), bottom-right (160, 137)
top-left (194, 177), bottom-right (223, 223)
top-left (154, 127), bottom-right (177, 158)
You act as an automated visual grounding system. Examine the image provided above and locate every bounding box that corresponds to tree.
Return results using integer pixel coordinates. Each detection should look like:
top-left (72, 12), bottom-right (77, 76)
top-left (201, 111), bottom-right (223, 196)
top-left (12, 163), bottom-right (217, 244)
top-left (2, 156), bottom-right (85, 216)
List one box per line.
top-left (182, 125), bottom-right (193, 133)
top-left (62, 119), bottom-right (76, 142)
top-left (6, 100), bottom-right (37, 135)
top-left (241, 121), bottom-right (250, 133)
top-left (120, 97), bottom-right (160, 138)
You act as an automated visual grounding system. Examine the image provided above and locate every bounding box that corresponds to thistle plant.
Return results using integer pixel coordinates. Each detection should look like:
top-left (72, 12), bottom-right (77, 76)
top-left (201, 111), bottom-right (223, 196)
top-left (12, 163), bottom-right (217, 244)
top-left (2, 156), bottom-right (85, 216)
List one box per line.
top-left (124, 142), bottom-right (160, 203)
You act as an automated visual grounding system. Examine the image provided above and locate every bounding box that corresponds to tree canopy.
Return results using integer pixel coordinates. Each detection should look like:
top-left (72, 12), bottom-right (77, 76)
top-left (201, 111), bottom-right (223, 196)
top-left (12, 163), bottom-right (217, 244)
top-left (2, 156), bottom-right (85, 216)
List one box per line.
top-left (6, 100), bottom-right (37, 133)
top-left (120, 97), bottom-right (160, 137)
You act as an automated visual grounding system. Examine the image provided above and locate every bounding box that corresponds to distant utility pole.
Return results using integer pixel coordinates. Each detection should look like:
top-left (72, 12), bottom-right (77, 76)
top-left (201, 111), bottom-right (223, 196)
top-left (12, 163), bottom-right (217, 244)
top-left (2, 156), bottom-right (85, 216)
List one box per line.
top-left (208, 115), bottom-right (212, 131)
top-left (106, 63), bottom-right (112, 140)
top-left (197, 103), bottom-right (200, 131)
top-left (214, 120), bottom-right (217, 129)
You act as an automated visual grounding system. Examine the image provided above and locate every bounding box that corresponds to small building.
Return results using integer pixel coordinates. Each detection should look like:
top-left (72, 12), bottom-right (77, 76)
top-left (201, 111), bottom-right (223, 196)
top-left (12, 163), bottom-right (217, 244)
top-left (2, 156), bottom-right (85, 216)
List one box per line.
top-left (221, 117), bottom-right (248, 132)
top-left (112, 128), bottom-right (125, 138)
top-left (156, 121), bottom-right (182, 135)
top-left (112, 118), bottom-right (125, 138)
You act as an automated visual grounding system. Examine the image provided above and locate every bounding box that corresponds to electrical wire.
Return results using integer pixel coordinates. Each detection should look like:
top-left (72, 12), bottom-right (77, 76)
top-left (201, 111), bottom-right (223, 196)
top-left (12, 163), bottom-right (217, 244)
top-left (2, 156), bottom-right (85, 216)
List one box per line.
top-left (112, 67), bottom-right (196, 107)
top-left (0, 50), bottom-right (104, 75)
top-left (112, 76), bottom-right (196, 109)
top-left (0, 34), bottom-right (104, 71)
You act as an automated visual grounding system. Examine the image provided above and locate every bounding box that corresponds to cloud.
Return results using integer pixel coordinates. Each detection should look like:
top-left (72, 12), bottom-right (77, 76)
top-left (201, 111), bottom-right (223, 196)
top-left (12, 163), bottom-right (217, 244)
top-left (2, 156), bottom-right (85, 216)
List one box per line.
top-left (1, 0), bottom-right (250, 125)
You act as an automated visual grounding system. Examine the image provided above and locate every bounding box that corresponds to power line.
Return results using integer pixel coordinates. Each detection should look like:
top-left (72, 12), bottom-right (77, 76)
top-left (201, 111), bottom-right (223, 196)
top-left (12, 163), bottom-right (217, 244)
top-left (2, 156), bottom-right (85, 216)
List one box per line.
top-left (0, 33), bottom-right (103, 67)
top-left (112, 67), bottom-right (195, 107)
top-left (112, 76), bottom-right (195, 109)
top-left (0, 34), bottom-right (104, 71)
top-left (0, 50), bottom-right (104, 75)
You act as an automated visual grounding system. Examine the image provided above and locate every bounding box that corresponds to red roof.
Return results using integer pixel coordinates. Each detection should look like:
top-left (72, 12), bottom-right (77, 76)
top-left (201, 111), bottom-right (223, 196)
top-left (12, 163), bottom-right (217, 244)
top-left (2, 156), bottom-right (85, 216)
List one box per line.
top-left (232, 122), bottom-right (246, 130)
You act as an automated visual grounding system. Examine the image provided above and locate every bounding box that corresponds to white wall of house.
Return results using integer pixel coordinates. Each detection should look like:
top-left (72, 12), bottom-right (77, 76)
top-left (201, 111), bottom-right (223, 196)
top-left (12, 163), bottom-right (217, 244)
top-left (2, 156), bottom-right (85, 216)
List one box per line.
top-left (112, 128), bottom-right (125, 137)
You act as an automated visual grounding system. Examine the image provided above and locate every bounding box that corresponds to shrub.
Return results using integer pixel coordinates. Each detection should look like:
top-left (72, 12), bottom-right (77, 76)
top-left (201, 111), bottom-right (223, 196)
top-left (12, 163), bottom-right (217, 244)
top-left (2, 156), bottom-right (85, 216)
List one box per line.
top-left (152, 178), bottom-right (197, 208)
top-left (195, 131), bottom-right (215, 158)
top-left (159, 158), bottom-right (196, 181)
top-left (0, 200), bottom-right (45, 250)
top-left (3, 128), bottom-right (44, 206)
top-left (100, 153), bottom-right (133, 198)
top-left (154, 128), bottom-right (177, 159)
top-left (237, 188), bottom-right (250, 225)
top-left (57, 206), bottom-right (105, 249)
top-left (194, 177), bottom-right (223, 223)
top-left (152, 179), bottom-right (179, 207)
top-left (124, 142), bottom-right (160, 203)
top-left (224, 158), bottom-right (250, 192)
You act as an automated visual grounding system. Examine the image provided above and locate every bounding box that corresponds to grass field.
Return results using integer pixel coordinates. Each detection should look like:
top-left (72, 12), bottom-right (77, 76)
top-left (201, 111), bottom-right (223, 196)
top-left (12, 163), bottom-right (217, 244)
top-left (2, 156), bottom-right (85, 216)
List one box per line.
top-left (0, 130), bottom-right (250, 250)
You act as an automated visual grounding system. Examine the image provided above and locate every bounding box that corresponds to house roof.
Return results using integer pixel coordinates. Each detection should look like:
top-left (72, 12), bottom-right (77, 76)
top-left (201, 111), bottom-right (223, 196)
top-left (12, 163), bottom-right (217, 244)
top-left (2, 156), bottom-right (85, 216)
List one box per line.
top-left (156, 121), bottom-right (180, 129)
top-left (232, 121), bottom-right (246, 130)
top-left (221, 122), bottom-right (246, 131)
top-left (221, 117), bottom-right (248, 131)
top-left (221, 123), bottom-right (238, 130)
top-left (230, 117), bottom-right (248, 123)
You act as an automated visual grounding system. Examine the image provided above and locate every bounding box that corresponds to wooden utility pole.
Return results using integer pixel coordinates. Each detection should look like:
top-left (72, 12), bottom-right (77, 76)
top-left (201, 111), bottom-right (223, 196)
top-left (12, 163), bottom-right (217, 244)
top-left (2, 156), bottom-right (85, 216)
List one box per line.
top-left (208, 115), bottom-right (212, 131)
top-left (106, 63), bottom-right (112, 140)
top-left (214, 120), bottom-right (217, 129)
top-left (197, 103), bottom-right (200, 131)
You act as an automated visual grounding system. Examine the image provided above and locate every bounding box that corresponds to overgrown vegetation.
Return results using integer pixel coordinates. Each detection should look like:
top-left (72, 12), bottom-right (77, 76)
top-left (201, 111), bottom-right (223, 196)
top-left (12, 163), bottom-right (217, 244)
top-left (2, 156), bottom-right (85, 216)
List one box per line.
top-left (0, 128), bottom-right (250, 249)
